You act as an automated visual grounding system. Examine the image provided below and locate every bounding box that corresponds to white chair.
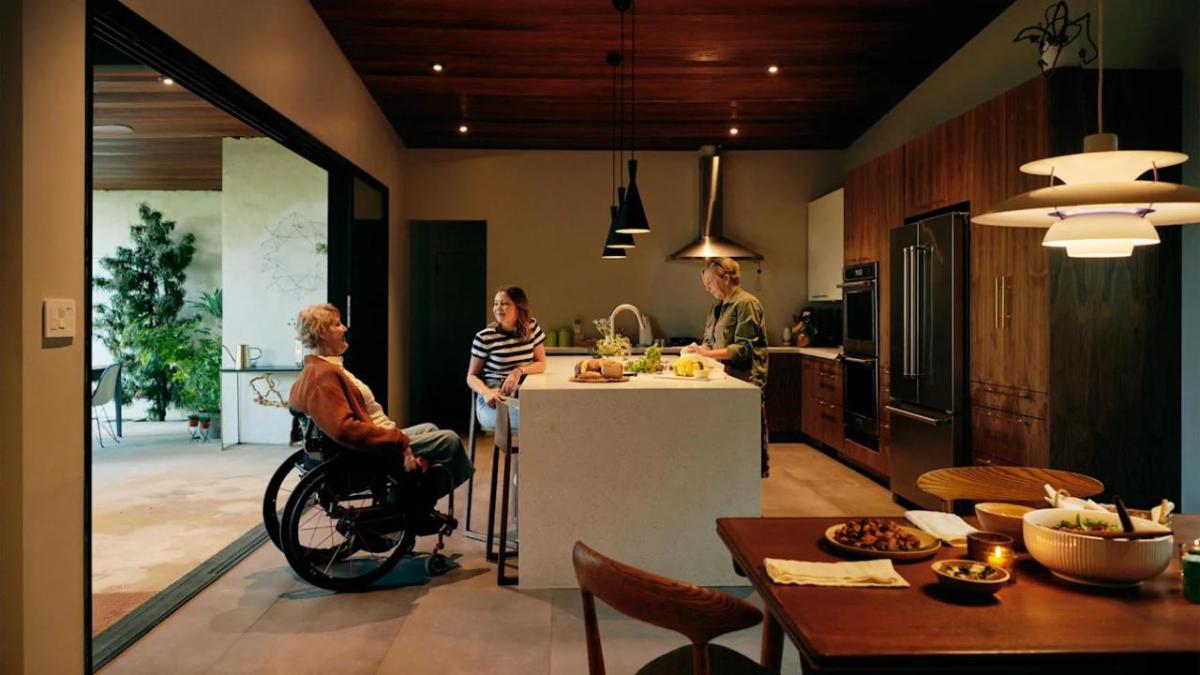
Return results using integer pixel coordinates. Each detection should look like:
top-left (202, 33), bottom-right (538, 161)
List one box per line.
top-left (91, 364), bottom-right (122, 448)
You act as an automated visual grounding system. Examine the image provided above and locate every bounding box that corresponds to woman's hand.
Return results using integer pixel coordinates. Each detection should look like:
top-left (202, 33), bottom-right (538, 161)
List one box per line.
top-left (500, 369), bottom-right (522, 395)
top-left (402, 445), bottom-right (427, 473)
top-left (682, 343), bottom-right (709, 357)
top-left (485, 388), bottom-right (507, 408)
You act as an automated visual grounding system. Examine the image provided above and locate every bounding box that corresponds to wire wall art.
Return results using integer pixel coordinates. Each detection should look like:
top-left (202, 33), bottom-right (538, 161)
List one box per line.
top-left (259, 211), bottom-right (327, 299)
top-left (1014, 1), bottom-right (1097, 72)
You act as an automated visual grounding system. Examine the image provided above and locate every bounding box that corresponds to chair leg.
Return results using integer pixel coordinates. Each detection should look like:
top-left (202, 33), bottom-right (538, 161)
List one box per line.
top-left (486, 441), bottom-right (501, 563)
top-left (99, 406), bottom-right (120, 444)
top-left (465, 411), bottom-right (478, 532)
top-left (497, 445), bottom-right (517, 586)
top-left (93, 409), bottom-right (105, 449)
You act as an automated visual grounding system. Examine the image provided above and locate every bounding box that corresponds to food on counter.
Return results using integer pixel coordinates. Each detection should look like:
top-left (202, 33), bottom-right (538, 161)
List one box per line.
top-left (672, 356), bottom-right (707, 378)
top-left (573, 357), bottom-right (625, 381)
top-left (625, 345), bottom-right (663, 374)
top-left (832, 518), bottom-right (924, 552)
top-left (1050, 514), bottom-right (1119, 534)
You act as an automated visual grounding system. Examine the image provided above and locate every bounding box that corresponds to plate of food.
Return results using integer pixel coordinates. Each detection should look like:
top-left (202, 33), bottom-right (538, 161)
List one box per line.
top-left (570, 358), bottom-right (629, 383)
top-left (931, 559), bottom-right (1009, 595)
top-left (824, 518), bottom-right (941, 561)
top-left (652, 355), bottom-right (725, 380)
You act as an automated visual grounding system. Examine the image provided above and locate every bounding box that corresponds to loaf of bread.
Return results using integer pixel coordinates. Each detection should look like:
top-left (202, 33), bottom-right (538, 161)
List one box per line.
top-left (599, 359), bottom-right (623, 379)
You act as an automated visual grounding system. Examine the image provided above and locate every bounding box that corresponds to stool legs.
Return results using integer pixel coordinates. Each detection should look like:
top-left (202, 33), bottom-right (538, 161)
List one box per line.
top-left (486, 440), bottom-right (501, 563)
top-left (497, 444), bottom-right (518, 586)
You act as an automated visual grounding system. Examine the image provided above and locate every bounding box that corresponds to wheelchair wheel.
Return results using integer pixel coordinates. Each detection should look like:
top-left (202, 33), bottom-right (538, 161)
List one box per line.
top-left (425, 553), bottom-right (450, 577)
top-left (263, 449), bottom-right (308, 550)
top-left (280, 460), bottom-right (414, 591)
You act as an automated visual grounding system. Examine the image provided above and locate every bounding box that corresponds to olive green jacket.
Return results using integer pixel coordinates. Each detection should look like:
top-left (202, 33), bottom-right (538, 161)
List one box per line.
top-left (702, 286), bottom-right (768, 387)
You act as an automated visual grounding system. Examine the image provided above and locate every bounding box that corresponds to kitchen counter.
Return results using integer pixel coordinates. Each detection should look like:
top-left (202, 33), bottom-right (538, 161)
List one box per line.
top-left (546, 345), bottom-right (843, 359)
top-left (517, 356), bottom-right (761, 588)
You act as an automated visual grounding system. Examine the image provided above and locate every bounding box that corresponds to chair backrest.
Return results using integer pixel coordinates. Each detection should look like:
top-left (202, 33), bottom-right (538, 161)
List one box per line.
top-left (92, 364), bottom-right (121, 406)
top-left (494, 399), bottom-right (512, 452)
top-left (572, 541), bottom-right (762, 675)
top-left (917, 466), bottom-right (1104, 512)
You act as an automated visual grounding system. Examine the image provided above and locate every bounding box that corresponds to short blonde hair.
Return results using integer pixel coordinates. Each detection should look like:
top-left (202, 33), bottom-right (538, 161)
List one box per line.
top-left (703, 257), bottom-right (741, 286)
top-left (296, 303), bottom-right (340, 348)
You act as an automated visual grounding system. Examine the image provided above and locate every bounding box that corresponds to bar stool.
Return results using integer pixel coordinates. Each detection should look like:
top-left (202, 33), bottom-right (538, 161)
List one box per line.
top-left (486, 399), bottom-right (518, 585)
top-left (464, 393), bottom-right (520, 539)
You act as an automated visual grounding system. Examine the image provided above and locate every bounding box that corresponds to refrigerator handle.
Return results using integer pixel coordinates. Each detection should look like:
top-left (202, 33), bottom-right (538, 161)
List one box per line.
top-left (901, 246), bottom-right (913, 377)
top-left (914, 245), bottom-right (927, 377)
top-left (885, 404), bottom-right (949, 426)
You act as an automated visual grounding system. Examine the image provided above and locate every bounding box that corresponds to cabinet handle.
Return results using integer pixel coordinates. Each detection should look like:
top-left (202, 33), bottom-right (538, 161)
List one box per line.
top-left (1001, 275), bottom-right (1012, 329)
top-left (993, 275), bottom-right (999, 330)
top-left (978, 457), bottom-right (994, 466)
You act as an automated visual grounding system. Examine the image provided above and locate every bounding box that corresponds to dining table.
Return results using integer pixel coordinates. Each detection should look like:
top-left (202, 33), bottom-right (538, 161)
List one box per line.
top-left (716, 515), bottom-right (1200, 675)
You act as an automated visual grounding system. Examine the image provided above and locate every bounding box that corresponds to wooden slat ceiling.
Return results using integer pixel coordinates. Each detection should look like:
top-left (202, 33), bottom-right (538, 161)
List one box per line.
top-left (312, 0), bottom-right (1014, 150)
top-left (92, 66), bottom-right (261, 190)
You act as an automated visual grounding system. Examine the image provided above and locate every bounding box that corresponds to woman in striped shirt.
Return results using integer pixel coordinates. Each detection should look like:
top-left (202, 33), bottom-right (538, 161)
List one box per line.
top-left (466, 286), bottom-right (547, 430)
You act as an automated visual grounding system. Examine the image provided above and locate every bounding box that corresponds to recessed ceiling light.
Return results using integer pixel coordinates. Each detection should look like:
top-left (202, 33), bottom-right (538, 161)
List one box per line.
top-left (159, 76), bottom-right (174, 86)
top-left (458, 125), bottom-right (469, 134)
top-left (92, 124), bottom-right (135, 134)
top-left (767, 65), bottom-right (779, 74)
top-left (729, 127), bottom-right (739, 136)
top-left (432, 63), bottom-right (445, 73)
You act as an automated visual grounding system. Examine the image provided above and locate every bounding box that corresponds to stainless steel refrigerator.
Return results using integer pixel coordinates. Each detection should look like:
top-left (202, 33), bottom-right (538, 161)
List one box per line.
top-left (887, 211), bottom-right (968, 510)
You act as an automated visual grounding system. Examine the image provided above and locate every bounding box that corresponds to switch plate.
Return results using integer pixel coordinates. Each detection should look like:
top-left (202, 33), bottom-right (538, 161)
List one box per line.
top-left (43, 298), bottom-right (76, 338)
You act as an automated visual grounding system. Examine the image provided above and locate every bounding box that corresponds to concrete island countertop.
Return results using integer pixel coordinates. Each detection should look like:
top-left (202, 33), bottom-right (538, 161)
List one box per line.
top-left (545, 345), bottom-right (843, 360)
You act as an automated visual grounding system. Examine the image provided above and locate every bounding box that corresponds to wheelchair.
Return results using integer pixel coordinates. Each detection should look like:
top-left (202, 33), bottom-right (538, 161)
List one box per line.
top-left (261, 410), bottom-right (458, 591)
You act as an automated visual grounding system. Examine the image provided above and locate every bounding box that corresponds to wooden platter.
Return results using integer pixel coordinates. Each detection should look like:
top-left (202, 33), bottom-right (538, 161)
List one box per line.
top-left (568, 376), bottom-right (629, 384)
top-left (823, 524), bottom-right (941, 561)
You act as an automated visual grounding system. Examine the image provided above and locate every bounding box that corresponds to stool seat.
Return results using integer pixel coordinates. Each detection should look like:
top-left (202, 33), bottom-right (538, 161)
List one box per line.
top-left (637, 645), bottom-right (768, 675)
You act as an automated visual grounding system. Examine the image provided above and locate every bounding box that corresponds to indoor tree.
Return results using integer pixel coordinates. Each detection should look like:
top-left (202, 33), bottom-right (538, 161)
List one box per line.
top-left (94, 202), bottom-right (197, 421)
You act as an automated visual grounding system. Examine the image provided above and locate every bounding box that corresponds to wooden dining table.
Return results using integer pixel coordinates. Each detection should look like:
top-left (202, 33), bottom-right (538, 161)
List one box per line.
top-left (717, 515), bottom-right (1200, 674)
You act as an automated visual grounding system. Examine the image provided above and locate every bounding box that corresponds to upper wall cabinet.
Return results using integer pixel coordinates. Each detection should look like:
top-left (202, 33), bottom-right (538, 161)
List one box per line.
top-left (903, 114), bottom-right (969, 217)
top-left (808, 187), bottom-right (844, 301)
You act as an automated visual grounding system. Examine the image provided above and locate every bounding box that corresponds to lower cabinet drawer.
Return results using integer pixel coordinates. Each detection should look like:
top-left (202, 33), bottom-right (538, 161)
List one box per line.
top-left (970, 381), bottom-right (1048, 420)
top-left (971, 406), bottom-right (1049, 467)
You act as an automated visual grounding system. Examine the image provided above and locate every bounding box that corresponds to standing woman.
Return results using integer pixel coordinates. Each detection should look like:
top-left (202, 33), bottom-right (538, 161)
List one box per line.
top-left (683, 258), bottom-right (771, 476)
top-left (466, 286), bottom-right (547, 430)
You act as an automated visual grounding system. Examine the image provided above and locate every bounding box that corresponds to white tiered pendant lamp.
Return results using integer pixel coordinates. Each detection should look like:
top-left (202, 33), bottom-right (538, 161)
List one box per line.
top-left (974, 2), bottom-right (1200, 257)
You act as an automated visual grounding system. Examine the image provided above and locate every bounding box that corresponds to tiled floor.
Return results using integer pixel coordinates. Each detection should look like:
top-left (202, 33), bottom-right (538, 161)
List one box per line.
top-left (91, 421), bottom-right (294, 633)
top-left (102, 442), bottom-right (901, 674)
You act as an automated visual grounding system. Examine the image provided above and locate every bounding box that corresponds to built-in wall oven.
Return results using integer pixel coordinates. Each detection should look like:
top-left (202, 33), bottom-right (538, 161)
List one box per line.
top-left (842, 262), bottom-right (880, 449)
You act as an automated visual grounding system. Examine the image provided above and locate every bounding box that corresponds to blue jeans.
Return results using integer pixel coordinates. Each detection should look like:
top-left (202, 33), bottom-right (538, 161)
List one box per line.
top-left (474, 394), bottom-right (520, 432)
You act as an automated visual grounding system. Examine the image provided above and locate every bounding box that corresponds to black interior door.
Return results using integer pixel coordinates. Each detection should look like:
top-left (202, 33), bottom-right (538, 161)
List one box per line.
top-left (409, 221), bottom-right (486, 432)
top-left (329, 174), bottom-right (389, 408)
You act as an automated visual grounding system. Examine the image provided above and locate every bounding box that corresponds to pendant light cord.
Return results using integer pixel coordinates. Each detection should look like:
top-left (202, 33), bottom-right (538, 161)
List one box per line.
top-left (631, 0), bottom-right (636, 161)
top-left (1097, 0), bottom-right (1104, 134)
top-left (619, 7), bottom-right (626, 190)
top-left (611, 54), bottom-right (617, 206)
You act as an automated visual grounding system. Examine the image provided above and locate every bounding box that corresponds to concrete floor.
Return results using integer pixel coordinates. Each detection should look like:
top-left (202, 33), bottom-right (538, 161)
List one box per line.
top-left (91, 421), bottom-right (294, 634)
top-left (101, 441), bottom-right (901, 674)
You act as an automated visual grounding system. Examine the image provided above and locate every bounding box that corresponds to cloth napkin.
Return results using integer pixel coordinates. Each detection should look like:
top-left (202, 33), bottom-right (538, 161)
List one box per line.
top-left (764, 558), bottom-right (909, 588)
top-left (904, 510), bottom-right (977, 547)
top-left (1043, 483), bottom-right (1106, 511)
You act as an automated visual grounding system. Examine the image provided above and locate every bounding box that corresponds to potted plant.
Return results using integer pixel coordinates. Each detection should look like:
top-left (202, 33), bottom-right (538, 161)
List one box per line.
top-left (174, 289), bottom-right (222, 439)
top-left (187, 413), bottom-right (200, 428)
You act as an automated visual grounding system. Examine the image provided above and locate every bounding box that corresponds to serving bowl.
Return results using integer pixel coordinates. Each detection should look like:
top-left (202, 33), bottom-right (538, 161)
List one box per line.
top-left (931, 559), bottom-right (1009, 595)
top-left (975, 502), bottom-right (1034, 547)
top-left (1023, 508), bottom-right (1173, 586)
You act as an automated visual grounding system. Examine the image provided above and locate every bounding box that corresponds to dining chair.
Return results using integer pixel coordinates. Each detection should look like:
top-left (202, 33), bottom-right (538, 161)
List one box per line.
top-left (572, 541), bottom-right (768, 675)
top-left (91, 363), bottom-right (122, 448)
top-left (917, 466), bottom-right (1104, 513)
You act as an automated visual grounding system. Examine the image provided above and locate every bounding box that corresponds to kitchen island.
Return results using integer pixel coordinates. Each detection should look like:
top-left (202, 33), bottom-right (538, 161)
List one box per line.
top-left (517, 356), bottom-right (761, 588)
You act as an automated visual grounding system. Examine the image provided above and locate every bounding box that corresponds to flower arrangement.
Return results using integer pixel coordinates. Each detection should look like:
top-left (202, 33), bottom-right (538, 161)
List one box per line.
top-left (592, 318), bottom-right (632, 357)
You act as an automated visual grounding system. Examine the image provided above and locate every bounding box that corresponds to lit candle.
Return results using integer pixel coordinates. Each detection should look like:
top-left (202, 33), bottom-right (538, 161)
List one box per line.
top-left (986, 545), bottom-right (1014, 572)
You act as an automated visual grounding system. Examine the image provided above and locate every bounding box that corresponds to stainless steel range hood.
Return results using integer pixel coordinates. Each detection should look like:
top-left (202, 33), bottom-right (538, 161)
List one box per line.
top-left (669, 146), bottom-right (763, 261)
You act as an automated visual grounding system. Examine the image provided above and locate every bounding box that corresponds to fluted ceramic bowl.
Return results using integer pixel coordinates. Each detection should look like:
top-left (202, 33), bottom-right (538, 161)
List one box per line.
top-left (1023, 508), bottom-right (1173, 587)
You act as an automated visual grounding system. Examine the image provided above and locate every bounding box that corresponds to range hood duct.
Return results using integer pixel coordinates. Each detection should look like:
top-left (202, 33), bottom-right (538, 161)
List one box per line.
top-left (669, 146), bottom-right (763, 261)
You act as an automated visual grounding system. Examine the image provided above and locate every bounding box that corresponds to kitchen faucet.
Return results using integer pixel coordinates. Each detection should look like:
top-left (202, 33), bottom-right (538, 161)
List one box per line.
top-left (610, 303), bottom-right (652, 346)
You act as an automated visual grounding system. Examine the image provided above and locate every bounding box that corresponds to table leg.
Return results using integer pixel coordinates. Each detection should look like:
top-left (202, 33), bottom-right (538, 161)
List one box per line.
top-left (760, 608), bottom-right (783, 674)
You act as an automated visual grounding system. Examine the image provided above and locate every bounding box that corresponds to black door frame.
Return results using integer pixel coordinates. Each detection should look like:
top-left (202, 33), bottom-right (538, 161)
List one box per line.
top-left (85, 0), bottom-right (390, 668)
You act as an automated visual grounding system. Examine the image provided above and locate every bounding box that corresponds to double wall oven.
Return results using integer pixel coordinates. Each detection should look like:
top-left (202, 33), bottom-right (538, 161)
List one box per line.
top-left (841, 262), bottom-right (879, 449)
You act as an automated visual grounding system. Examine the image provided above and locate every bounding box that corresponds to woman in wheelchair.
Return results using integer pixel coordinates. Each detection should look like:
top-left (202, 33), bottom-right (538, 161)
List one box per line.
top-left (280, 303), bottom-right (474, 589)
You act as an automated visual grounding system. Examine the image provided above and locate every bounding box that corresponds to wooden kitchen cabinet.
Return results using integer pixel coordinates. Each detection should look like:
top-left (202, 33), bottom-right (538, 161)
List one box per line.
top-left (904, 114), bottom-right (969, 218)
top-left (971, 406), bottom-right (1049, 467)
top-left (800, 356), bottom-right (843, 452)
top-left (843, 146), bottom-right (902, 372)
top-left (808, 188), bottom-right (844, 301)
top-left (765, 352), bottom-right (803, 437)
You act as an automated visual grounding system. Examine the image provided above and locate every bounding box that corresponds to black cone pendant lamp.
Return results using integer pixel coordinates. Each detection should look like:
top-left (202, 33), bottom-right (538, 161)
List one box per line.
top-left (602, 49), bottom-right (634, 258)
top-left (613, 0), bottom-right (651, 235)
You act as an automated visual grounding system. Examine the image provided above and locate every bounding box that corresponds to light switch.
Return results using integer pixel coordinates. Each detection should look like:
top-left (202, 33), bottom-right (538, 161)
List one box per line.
top-left (43, 298), bottom-right (76, 339)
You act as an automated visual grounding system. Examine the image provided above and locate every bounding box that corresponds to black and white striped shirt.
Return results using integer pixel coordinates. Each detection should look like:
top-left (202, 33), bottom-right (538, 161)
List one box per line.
top-left (471, 320), bottom-right (546, 384)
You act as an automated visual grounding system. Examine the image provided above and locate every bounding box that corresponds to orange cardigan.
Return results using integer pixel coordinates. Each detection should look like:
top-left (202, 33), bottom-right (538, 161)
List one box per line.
top-left (288, 355), bottom-right (408, 450)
